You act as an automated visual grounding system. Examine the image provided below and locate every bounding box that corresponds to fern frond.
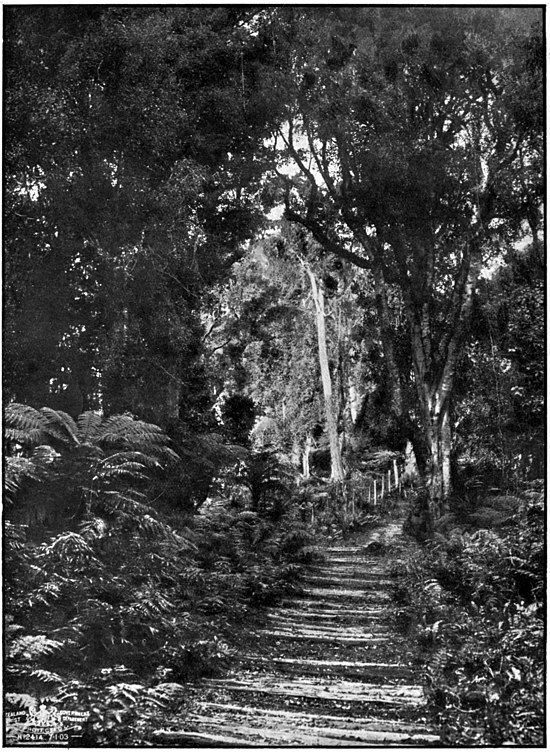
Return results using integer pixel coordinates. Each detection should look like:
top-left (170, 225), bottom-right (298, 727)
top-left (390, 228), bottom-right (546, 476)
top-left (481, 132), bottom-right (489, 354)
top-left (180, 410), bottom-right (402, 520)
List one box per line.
top-left (5, 458), bottom-right (40, 500)
top-left (45, 532), bottom-right (97, 565)
top-left (237, 511), bottom-right (260, 523)
top-left (29, 581), bottom-right (63, 607)
top-left (137, 514), bottom-right (171, 538)
top-left (30, 669), bottom-right (64, 684)
top-left (97, 493), bottom-right (152, 517)
top-left (94, 462), bottom-right (149, 482)
top-left (4, 403), bottom-right (46, 444)
top-left (100, 451), bottom-right (162, 469)
top-left (40, 408), bottom-right (79, 446)
top-left (8, 635), bottom-right (64, 660)
top-left (32, 445), bottom-right (61, 463)
top-left (97, 415), bottom-right (168, 448)
top-left (76, 411), bottom-right (103, 443)
top-left (107, 682), bottom-right (144, 707)
top-left (79, 517), bottom-right (110, 540)
top-left (98, 487), bottom-right (148, 501)
top-left (5, 693), bottom-right (37, 712)
top-left (145, 682), bottom-right (185, 708)
top-left (4, 446), bottom-right (60, 502)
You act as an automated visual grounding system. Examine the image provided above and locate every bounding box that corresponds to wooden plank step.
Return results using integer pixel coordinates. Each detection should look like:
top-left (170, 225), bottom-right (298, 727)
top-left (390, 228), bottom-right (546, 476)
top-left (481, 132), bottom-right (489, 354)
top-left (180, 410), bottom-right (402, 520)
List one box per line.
top-left (309, 566), bottom-right (388, 576)
top-left (239, 655), bottom-right (415, 678)
top-left (202, 676), bottom-right (426, 705)
top-left (265, 614), bottom-right (389, 631)
top-left (279, 597), bottom-right (389, 611)
top-left (260, 620), bottom-right (391, 636)
top-left (304, 576), bottom-right (393, 588)
top-left (320, 557), bottom-right (387, 566)
top-left (256, 628), bottom-right (390, 644)
top-left (195, 702), bottom-right (435, 734)
top-left (266, 610), bottom-right (387, 626)
top-left (179, 719), bottom-right (439, 746)
top-left (153, 724), bottom-right (436, 747)
top-left (301, 587), bottom-right (392, 599)
top-left (152, 729), bottom-right (255, 746)
top-left (268, 606), bottom-right (387, 619)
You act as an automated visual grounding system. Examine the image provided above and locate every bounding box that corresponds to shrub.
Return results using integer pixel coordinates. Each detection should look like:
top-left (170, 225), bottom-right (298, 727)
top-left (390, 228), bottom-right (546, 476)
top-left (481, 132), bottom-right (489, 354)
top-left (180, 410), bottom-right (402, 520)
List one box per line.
top-left (4, 410), bottom-right (315, 745)
top-left (395, 484), bottom-right (544, 745)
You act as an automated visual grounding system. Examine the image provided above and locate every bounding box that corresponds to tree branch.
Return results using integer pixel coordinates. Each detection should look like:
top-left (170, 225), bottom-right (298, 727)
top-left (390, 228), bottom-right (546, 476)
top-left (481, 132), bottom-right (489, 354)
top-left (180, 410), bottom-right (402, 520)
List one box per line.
top-left (284, 204), bottom-right (371, 270)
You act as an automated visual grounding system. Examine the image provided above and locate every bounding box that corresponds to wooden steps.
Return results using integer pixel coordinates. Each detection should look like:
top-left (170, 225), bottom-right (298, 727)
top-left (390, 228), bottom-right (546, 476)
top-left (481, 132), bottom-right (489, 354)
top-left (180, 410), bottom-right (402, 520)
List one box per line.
top-left (202, 674), bottom-right (425, 705)
top-left (154, 703), bottom-right (439, 746)
top-left (265, 613), bottom-right (390, 632)
top-left (155, 516), bottom-right (439, 745)
top-left (238, 655), bottom-right (416, 679)
top-left (300, 587), bottom-right (392, 600)
top-left (267, 606), bottom-right (387, 621)
top-left (305, 575), bottom-right (394, 588)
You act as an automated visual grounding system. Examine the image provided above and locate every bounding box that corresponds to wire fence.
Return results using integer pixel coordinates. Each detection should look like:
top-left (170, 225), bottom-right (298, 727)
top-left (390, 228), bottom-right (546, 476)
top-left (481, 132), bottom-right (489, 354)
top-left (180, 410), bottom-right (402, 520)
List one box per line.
top-left (305, 459), bottom-right (413, 528)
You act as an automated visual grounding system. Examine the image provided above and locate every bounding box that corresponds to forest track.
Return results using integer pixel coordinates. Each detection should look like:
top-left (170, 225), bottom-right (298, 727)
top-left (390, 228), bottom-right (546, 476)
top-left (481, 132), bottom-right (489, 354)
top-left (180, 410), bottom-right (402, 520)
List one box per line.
top-left (154, 516), bottom-right (439, 746)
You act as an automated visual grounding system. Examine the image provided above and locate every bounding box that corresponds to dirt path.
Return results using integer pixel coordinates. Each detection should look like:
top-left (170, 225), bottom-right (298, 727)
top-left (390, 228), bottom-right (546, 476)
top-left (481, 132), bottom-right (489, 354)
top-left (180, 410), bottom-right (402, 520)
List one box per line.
top-left (154, 518), bottom-right (439, 746)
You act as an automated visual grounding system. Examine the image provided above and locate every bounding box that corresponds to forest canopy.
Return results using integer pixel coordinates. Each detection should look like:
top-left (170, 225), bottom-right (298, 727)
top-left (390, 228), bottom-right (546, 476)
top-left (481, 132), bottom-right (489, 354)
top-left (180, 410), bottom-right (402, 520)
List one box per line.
top-left (5, 5), bottom-right (543, 509)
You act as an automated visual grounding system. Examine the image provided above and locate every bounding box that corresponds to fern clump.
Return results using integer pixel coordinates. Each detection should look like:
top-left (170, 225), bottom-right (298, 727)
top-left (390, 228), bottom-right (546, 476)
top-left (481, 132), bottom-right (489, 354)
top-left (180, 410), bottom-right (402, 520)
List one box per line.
top-left (4, 404), bottom-right (178, 535)
top-left (4, 406), bottom-right (315, 744)
top-left (393, 485), bottom-right (544, 745)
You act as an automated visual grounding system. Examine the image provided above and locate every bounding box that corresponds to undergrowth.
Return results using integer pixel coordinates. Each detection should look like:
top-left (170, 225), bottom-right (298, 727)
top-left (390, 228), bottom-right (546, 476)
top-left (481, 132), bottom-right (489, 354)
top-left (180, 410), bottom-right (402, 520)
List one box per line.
top-left (4, 408), bottom-right (318, 746)
top-left (393, 482), bottom-right (545, 746)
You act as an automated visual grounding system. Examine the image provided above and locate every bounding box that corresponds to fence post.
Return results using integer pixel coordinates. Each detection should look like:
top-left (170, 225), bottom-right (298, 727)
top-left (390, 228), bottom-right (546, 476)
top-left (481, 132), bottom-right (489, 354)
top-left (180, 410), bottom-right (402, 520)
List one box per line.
top-left (393, 459), bottom-right (399, 492)
top-left (373, 480), bottom-right (377, 507)
top-left (387, 469), bottom-right (392, 494)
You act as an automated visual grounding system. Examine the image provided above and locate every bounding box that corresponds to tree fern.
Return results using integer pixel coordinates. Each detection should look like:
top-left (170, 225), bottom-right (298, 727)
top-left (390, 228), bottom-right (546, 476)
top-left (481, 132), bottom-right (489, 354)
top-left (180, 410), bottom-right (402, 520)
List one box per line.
top-left (40, 407), bottom-right (79, 446)
top-left (4, 404), bottom-right (47, 445)
top-left (77, 411), bottom-right (103, 444)
top-left (4, 403), bottom-right (181, 534)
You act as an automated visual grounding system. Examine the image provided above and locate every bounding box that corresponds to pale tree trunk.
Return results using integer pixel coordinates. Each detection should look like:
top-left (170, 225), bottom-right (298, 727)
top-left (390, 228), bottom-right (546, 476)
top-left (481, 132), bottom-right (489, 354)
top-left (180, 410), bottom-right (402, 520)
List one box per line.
top-left (348, 375), bottom-right (360, 425)
top-left (403, 439), bottom-right (419, 484)
top-left (303, 263), bottom-right (345, 482)
top-left (421, 394), bottom-right (452, 517)
top-left (302, 433), bottom-right (313, 478)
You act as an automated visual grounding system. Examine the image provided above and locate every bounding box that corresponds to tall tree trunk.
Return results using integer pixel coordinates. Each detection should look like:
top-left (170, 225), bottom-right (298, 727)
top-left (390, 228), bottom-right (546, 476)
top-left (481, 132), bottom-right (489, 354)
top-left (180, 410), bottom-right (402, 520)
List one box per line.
top-left (302, 433), bottom-right (313, 478)
top-left (371, 257), bottom-right (403, 419)
top-left (347, 374), bottom-right (361, 425)
top-left (421, 392), bottom-right (452, 517)
top-left (303, 263), bottom-right (345, 482)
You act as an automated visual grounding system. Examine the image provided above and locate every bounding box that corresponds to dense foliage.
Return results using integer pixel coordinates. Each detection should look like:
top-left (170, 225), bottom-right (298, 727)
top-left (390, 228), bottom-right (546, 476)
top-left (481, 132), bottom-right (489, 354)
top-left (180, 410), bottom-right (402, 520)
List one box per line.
top-left (394, 484), bottom-right (544, 745)
top-left (4, 7), bottom-right (269, 422)
top-left (250, 6), bottom-right (543, 510)
top-left (4, 410), bottom-right (316, 745)
top-left (3, 6), bottom-right (544, 747)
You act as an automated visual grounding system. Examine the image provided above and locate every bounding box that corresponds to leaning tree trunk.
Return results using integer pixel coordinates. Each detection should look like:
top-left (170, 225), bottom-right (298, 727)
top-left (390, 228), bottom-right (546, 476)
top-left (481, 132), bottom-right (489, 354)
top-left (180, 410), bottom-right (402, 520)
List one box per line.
top-left (304, 264), bottom-right (345, 482)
